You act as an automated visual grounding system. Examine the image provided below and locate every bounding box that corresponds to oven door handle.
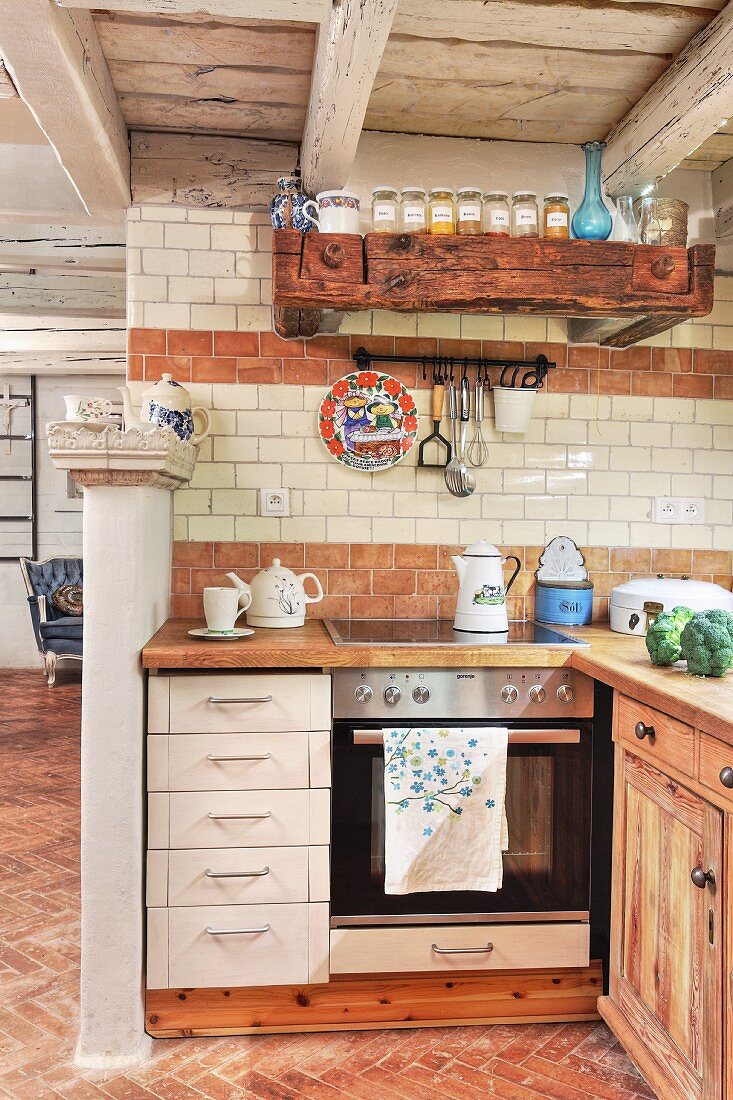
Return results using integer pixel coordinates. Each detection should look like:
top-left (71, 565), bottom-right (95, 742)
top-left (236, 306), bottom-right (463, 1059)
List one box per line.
top-left (352, 729), bottom-right (580, 746)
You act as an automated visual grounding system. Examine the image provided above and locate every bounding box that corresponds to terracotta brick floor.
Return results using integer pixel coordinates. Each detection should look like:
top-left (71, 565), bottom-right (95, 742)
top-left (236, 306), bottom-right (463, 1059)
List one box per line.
top-left (0, 669), bottom-right (657, 1099)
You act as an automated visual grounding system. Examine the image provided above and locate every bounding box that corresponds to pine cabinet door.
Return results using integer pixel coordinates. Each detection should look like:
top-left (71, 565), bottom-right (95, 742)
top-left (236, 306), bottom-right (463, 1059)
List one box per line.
top-left (606, 748), bottom-right (723, 1100)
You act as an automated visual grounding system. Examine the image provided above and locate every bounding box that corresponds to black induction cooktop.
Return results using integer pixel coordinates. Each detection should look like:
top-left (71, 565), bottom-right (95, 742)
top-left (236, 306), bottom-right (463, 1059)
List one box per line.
top-left (324, 619), bottom-right (589, 647)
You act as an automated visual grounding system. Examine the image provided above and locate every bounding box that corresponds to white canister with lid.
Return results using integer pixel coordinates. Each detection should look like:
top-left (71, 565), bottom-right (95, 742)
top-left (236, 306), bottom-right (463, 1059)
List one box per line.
top-left (610, 575), bottom-right (733, 636)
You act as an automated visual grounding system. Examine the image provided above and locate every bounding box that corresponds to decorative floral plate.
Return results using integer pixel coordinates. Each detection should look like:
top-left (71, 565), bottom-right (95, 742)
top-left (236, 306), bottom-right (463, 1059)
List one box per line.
top-left (318, 370), bottom-right (419, 472)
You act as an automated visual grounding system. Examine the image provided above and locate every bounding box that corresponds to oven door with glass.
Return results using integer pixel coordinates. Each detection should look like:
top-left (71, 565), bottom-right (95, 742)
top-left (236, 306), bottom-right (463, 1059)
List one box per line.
top-left (331, 718), bottom-right (592, 927)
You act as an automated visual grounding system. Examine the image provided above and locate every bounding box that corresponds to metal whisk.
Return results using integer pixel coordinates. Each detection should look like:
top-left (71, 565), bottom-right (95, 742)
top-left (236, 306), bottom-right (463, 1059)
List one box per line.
top-left (467, 373), bottom-right (489, 467)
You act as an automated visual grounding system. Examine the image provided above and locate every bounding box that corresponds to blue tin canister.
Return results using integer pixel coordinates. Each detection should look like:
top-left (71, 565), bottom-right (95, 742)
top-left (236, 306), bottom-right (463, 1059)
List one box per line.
top-left (535, 580), bottom-right (594, 626)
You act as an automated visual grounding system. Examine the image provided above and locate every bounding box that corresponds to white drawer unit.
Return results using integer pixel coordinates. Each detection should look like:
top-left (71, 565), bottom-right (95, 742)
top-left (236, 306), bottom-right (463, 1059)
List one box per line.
top-left (147, 902), bottom-right (330, 989)
top-left (146, 846), bottom-right (330, 907)
top-left (147, 730), bottom-right (331, 792)
top-left (148, 788), bottom-right (331, 850)
top-left (149, 673), bottom-right (331, 735)
top-left (329, 922), bottom-right (590, 976)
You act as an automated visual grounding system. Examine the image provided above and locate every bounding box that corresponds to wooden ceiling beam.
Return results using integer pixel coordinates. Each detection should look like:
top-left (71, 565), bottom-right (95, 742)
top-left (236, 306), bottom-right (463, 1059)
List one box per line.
top-left (301, 0), bottom-right (398, 195)
top-left (0, 224), bottom-right (126, 273)
top-left (603, 0), bottom-right (733, 196)
top-left (0, 60), bottom-right (17, 98)
top-left (0, 274), bottom-right (126, 319)
top-left (54, 0), bottom-right (327, 21)
top-left (712, 156), bottom-right (733, 237)
top-left (0, 1), bottom-right (129, 219)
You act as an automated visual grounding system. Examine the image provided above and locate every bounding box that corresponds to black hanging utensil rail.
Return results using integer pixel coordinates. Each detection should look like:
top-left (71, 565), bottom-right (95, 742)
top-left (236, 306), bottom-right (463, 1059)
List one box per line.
top-left (353, 346), bottom-right (555, 389)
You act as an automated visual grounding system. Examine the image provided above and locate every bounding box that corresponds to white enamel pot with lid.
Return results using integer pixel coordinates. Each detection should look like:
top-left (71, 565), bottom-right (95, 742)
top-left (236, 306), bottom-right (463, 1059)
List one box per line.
top-left (610, 575), bottom-right (733, 636)
top-left (226, 558), bottom-right (324, 628)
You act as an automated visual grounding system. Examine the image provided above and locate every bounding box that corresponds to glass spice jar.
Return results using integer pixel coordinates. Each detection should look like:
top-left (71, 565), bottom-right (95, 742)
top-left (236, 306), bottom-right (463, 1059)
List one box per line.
top-left (456, 187), bottom-right (483, 235)
top-left (400, 187), bottom-right (428, 233)
top-left (483, 190), bottom-right (510, 236)
top-left (511, 191), bottom-right (539, 237)
top-left (371, 186), bottom-right (399, 232)
top-left (543, 193), bottom-right (570, 239)
top-left (428, 187), bottom-right (456, 235)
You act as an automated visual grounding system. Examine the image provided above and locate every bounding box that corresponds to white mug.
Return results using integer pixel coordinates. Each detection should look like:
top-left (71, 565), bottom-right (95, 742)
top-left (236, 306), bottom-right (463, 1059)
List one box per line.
top-left (303, 190), bottom-right (361, 234)
top-left (64, 395), bottom-right (113, 422)
top-left (203, 586), bottom-right (252, 634)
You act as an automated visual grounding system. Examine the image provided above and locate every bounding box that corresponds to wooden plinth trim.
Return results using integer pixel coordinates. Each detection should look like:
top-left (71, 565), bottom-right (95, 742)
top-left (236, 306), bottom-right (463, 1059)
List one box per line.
top-left (146, 963), bottom-right (602, 1037)
top-left (598, 994), bottom-right (688, 1100)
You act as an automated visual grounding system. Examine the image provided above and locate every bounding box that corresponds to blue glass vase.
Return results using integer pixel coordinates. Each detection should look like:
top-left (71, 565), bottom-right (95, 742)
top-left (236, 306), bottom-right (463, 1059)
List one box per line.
top-left (572, 141), bottom-right (613, 241)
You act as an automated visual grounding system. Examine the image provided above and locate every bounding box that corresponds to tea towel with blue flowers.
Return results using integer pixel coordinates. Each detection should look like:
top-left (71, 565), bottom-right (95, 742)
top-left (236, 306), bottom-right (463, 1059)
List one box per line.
top-left (382, 727), bottom-right (509, 895)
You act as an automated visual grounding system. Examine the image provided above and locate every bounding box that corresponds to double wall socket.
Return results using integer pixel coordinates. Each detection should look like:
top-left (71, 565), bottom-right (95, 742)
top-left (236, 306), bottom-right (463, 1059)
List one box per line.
top-left (654, 497), bottom-right (705, 524)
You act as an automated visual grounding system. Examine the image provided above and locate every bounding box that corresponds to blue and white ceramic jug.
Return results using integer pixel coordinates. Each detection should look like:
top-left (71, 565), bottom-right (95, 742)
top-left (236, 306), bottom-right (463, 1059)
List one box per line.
top-left (118, 374), bottom-right (211, 444)
top-left (270, 175), bottom-right (315, 233)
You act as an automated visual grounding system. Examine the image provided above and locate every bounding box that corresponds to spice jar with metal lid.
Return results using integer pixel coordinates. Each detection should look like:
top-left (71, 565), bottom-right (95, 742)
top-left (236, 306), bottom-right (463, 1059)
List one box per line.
top-left (511, 191), bottom-right (539, 238)
top-left (544, 193), bottom-right (570, 239)
top-left (400, 187), bottom-right (427, 233)
top-left (428, 187), bottom-right (456, 235)
top-left (456, 187), bottom-right (483, 235)
top-left (371, 187), bottom-right (399, 232)
top-left (483, 190), bottom-right (510, 236)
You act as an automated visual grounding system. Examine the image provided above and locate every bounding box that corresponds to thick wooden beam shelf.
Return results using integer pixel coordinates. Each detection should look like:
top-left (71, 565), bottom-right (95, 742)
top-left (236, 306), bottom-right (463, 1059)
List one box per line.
top-left (272, 230), bottom-right (715, 348)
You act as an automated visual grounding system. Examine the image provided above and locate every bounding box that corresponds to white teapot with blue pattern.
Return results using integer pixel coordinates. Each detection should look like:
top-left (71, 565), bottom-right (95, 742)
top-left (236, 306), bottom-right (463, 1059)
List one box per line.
top-left (119, 374), bottom-right (211, 444)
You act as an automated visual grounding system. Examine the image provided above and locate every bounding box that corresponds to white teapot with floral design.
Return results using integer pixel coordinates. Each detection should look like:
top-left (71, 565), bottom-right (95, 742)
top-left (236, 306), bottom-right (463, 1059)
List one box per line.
top-left (118, 374), bottom-right (211, 443)
top-left (226, 559), bottom-right (324, 628)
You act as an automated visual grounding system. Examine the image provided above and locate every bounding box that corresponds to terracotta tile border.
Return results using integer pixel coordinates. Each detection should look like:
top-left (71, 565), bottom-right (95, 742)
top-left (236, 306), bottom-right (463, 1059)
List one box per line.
top-left (170, 541), bottom-right (733, 621)
top-left (127, 329), bottom-right (733, 396)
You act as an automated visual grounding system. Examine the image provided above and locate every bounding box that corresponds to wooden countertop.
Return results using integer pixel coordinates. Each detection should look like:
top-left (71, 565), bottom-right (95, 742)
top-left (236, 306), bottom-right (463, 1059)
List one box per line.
top-left (142, 618), bottom-right (733, 745)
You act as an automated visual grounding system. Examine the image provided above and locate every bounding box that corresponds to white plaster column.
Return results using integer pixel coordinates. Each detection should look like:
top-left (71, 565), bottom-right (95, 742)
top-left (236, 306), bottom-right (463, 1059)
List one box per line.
top-left (47, 426), bottom-right (197, 1067)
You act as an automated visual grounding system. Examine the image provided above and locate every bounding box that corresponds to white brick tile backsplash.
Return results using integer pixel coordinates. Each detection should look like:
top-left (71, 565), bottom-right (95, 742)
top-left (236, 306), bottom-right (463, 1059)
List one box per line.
top-left (235, 251), bottom-right (273, 278)
top-left (190, 251), bottom-right (236, 277)
top-left (164, 223), bottom-right (210, 250)
top-left (143, 248), bottom-right (189, 276)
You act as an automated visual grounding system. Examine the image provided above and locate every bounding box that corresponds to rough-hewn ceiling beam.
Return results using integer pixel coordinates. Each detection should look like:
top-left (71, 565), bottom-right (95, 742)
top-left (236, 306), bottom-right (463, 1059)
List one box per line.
top-left (301, 0), bottom-right (398, 195)
top-left (603, 0), bottom-right (733, 197)
top-left (0, 1), bottom-right (130, 218)
top-left (54, 0), bottom-right (327, 21)
top-left (0, 274), bottom-right (125, 319)
top-left (0, 224), bottom-right (126, 274)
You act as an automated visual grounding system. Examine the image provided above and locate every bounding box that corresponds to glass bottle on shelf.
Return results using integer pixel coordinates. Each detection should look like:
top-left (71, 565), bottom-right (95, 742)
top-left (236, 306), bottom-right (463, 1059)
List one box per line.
top-left (371, 187), bottom-right (399, 232)
top-left (400, 187), bottom-right (427, 234)
top-left (638, 197), bottom-right (662, 245)
top-left (483, 190), bottom-right (510, 236)
top-left (456, 187), bottom-right (483, 235)
top-left (511, 191), bottom-right (539, 237)
top-left (614, 195), bottom-right (639, 243)
top-left (543, 194), bottom-right (570, 239)
top-left (428, 188), bottom-right (456, 235)
top-left (572, 141), bottom-right (613, 240)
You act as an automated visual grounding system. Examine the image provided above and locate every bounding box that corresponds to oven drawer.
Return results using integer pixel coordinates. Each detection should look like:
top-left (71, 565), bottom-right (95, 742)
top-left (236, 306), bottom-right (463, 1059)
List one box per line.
top-left (329, 922), bottom-right (589, 975)
top-left (151, 673), bottom-right (331, 734)
top-left (148, 788), bottom-right (330, 849)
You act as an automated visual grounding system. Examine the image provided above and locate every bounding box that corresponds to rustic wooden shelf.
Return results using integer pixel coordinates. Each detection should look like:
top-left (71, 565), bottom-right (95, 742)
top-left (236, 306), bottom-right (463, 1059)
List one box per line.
top-left (272, 230), bottom-right (715, 348)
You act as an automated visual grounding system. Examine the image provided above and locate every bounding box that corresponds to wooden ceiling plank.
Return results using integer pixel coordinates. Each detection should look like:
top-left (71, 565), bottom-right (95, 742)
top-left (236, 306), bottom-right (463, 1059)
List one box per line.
top-left (106, 59), bottom-right (311, 105)
top-left (603, 0), bottom-right (733, 195)
top-left (0, 60), bottom-right (17, 98)
top-left (58, 0), bottom-right (326, 20)
top-left (121, 95), bottom-right (304, 141)
top-left (0, 274), bottom-right (125, 319)
top-left (712, 157), bottom-right (733, 237)
top-left (0, 352), bottom-right (126, 377)
top-left (0, 2), bottom-right (129, 218)
top-left (301, 0), bottom-right (399, 195)
top-left (0, 224), bottom-right (125, 273)
top-left (363, 113), bottom-right (608, 144)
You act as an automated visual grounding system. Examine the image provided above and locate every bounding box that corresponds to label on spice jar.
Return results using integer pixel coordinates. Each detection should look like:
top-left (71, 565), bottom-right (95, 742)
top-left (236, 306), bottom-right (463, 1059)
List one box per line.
top-left (431, 205), bottom-right (454, 223)
top-left (403, 205), bottom-right (426, 225)
top-left (547, 211), bottom-right (568, 227)
top-left (373, 203), bottom-right (395, 222)
top-left (458, 203), bottom-right (481, 222)
top-left (516, 210), bottom-right (537, 225)
top-left (490, 210), bottom-right (509, 227)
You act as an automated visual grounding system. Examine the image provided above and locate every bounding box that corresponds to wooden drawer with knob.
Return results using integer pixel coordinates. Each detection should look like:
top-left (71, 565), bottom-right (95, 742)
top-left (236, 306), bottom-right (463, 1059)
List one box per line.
top-left (616, 695), bottom-right (695, 778)
top-left (698, 731), bottom-right (733, 810)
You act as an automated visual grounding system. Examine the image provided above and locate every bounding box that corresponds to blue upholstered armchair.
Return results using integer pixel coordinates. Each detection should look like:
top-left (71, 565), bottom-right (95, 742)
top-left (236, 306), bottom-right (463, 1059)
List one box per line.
top-left (20, 557), bottom-right (83, 686)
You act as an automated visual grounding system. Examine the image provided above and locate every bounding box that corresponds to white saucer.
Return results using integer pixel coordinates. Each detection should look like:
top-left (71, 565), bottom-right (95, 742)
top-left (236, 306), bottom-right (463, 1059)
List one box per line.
top-left (48, 418), bottom-right (120, 431)
top-left (188, 627), bottom-right (255, 640)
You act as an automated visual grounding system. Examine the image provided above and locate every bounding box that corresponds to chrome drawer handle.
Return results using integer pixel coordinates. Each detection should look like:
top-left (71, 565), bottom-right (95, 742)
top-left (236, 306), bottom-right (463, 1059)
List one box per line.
top-left (205, 924), bottom-right (270, 936)
top-left (207, 811), bottom-right (271, 820)
top-left (208, 695), bottom-right (273, 704)
top-left (205, 867), bottom-right (270, 878)
top-left (207, 753), bottom-right (272, 762)
top-left (432, 942), bottom-right (494, 955)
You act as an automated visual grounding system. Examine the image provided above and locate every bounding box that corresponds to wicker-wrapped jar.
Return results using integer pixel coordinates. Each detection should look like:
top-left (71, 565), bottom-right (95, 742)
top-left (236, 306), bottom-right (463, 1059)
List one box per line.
top-left (656, 199), bottom-right (688, 246)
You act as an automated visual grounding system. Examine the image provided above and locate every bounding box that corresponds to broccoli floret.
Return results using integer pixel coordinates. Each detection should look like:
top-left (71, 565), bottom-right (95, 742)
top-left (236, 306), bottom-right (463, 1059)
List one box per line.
top-left (680, 609), bottom-right (733, 677)
top-left (645, 605), bottom-right (694, 666)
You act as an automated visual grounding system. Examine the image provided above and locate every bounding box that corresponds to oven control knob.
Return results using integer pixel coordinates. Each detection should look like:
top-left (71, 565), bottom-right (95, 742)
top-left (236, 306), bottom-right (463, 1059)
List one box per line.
top-left (557, 684), bottom-right (575, 703)
top-left (412, 686), bottom-right (430, 704)
top-left (500, 685), bottom-right (518, 704)
top-left (354, 685), bottom-right (373, 704)
top-left (384, 686), bottom-right (402, 705)
top-left (529, 686), bottom-right (546, 703)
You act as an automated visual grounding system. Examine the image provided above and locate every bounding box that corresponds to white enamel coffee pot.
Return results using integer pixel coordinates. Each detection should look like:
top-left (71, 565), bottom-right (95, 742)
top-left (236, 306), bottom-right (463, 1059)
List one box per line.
top-left (452, 539), bottom-right (521, 635)
top-left (226, 558), bottom-right (324, 628)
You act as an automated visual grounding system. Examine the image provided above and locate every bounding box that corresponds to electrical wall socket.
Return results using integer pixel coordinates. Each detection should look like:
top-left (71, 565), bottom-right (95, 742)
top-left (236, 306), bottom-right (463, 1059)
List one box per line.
top-left (654, 497), bottom-right (705, 524)
top-left (259, 488), bottom-right (290, 516)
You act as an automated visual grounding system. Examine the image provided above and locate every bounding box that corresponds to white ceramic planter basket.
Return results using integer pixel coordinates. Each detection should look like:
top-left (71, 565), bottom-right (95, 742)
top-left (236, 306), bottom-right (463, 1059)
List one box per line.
top-left (492, 387), bottom-right (537, 434)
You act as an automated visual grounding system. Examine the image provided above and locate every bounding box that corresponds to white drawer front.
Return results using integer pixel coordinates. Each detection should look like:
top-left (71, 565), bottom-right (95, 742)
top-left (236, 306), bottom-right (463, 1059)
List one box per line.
top-left (167, 674), bottom-right (331, 734)
top-left (147, 846), bottom-right (330, 906)
top-left (148, 788), bottom-right (330, 849)
top-left (329, 922), bottom-right (589, 975)
top-left (147, 733), bottom-right (310, 792)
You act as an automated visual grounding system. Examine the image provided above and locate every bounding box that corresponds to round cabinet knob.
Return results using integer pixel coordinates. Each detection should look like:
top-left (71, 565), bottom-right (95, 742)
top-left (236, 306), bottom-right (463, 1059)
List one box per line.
top-left (354, 685), bottom-right (373, 704)
top-left (691, 866), bottom-right (716, 890)
top-left (501, 685), bottom-right (518, 704)
top-left (529, 686), bottom-right (546, 704)
top-left (557, 684), bottom-right (575, 703)
top-left (384, 686), bottom-right (402, 705)
top-left (412, 686), bottom-right (430, 704)
top-left (719, 766), bottom-right (733, 789)
top-left (635, 721), bottom-right (656, 741)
